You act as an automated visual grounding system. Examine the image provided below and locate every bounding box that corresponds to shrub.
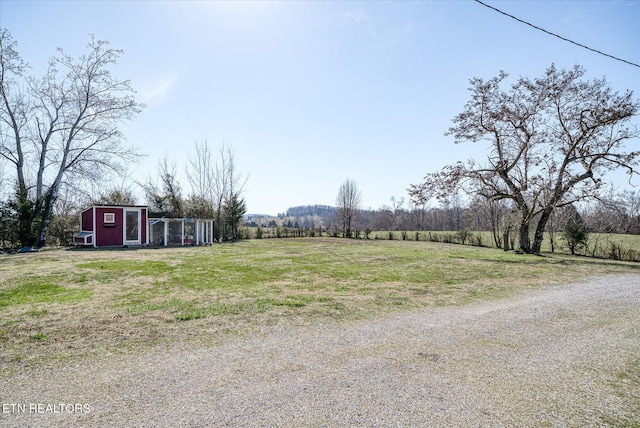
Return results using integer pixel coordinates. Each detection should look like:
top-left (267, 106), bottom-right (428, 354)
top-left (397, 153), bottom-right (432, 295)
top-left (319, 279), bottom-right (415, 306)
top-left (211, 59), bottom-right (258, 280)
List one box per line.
top-left (456, 230), bottom-right (472, 245)
top-left (608, 242), bottom-right (622, 260)
top-left (563, 219), bottom-right (589, 255)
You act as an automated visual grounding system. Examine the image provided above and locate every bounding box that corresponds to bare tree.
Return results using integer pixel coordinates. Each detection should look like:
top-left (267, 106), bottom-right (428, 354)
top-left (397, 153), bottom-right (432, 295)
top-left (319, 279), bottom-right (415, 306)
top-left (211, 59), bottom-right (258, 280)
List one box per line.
top-left (407, 184), bottom-right (432, 231)
top-left (372, 206), bottom-right (393, 231)
top-left (374, 197), bottom-right (406, 231)
top-left (185, 139), bottom-right (215, 217)
top-left (0, 29), bottom-right (143, 246)
top-left (405, 199), bottom-right (424, 231)
top-left (48, 186), bottom-right (85, 246)
top-left (211, 143), bottom-right (248, 240)
top-left (335, 178), bottom-right (362, 238)
top-left (389, 196), bottom-right (405, 231)
top-left (441, 192), bottom-right (465, 231)
top-left (142, 157), bottom-right (185, 217)
top-left (0, 29), bottom-right (29, 196)
top-left (619, 190), bottom-right (640, 233)
top-left (410, 65), bottom-right (639, 254)
top-left (92, 186), bottom-right (138, 206)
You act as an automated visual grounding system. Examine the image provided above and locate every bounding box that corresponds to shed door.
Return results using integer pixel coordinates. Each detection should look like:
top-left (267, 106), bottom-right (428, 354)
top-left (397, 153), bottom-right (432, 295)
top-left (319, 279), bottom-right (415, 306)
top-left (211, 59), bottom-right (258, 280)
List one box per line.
top-left (125, 210), bottom-right (140, 244)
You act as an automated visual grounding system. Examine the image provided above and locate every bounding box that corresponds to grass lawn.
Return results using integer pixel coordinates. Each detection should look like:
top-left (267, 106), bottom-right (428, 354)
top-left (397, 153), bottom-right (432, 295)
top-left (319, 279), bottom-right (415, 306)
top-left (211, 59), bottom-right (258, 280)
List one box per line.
top-left (370, 230), bottom-right (640, 256)
top-left (1, 238), bottom-right (639, 370)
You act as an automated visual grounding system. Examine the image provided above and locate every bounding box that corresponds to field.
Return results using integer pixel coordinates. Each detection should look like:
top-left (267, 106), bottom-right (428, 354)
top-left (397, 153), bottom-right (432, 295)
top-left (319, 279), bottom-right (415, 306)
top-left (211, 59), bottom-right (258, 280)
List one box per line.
top-left (1, 238), bottom-right (639, 371)
top-left (249, 228), bottom-right (640, 261)
top-left (367, 230), bottom-right (640, 260)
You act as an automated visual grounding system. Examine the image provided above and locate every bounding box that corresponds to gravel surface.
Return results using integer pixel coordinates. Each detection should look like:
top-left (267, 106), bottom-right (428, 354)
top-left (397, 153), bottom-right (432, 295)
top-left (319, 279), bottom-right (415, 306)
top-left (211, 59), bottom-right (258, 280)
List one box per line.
top-left (2, 275), bottom-right (639, 427)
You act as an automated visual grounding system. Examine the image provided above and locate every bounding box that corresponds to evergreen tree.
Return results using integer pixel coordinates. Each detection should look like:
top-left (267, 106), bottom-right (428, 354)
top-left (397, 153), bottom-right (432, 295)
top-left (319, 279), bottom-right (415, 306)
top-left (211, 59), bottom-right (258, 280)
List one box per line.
top-left (563, 219), bottom-right (588, 255)
top-left (224, 194), bottom-right (246, 240)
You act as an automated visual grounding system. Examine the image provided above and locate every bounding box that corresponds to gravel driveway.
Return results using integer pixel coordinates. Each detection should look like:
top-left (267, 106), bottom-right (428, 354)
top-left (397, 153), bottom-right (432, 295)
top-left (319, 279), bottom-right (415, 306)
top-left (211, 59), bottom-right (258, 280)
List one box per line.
top-left (2, 275), bottom-right (639, 427)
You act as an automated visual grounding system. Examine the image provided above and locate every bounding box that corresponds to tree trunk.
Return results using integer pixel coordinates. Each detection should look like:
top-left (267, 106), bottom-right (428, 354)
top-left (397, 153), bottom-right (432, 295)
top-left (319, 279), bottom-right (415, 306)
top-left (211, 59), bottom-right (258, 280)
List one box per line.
top-left (35, 163), bottom-right (64, 247)
top-left (215, 207), bottom-right (222, 241)
top-left (503, 228), bottom-right (510, 251)
top-left (518, 222), bottom-right (530, 253)
top-left (531, 209), bottom-right (552, 254)
top-left (36, 193), bottom-right (55, 248)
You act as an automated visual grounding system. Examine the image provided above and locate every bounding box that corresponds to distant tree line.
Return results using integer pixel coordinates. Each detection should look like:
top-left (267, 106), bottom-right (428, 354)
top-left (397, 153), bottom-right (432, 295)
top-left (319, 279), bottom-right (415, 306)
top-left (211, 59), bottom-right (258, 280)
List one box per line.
top-left (245, 189), bottom-right (640, 259)
top-left (286, 205), bottom-right (336, 218)
top-left (254, 191), bottom-right (640, 238)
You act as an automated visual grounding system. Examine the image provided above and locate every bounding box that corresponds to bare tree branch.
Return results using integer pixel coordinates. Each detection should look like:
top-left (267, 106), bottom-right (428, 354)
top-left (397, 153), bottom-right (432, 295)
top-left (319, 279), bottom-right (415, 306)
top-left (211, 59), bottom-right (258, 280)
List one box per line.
top-left (0, 29), bottom-right (144, 246)
top-left (410, 64), bottom-right (640, 254)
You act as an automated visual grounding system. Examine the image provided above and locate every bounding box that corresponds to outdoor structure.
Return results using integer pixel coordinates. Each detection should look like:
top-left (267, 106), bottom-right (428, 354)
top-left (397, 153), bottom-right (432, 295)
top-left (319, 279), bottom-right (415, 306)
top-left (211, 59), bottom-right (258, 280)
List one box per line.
top-left (74, 206), bottom-right (216, 248)
top-left (74, 205), bottom-right (149, 247)
top-left (148, 216), bottom-right (215, 247)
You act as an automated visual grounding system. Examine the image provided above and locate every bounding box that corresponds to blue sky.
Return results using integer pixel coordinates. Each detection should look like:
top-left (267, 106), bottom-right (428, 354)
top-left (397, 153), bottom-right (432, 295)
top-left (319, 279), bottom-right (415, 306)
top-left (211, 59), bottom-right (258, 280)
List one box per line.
top-left (1, 0), bottom-right (638, 215)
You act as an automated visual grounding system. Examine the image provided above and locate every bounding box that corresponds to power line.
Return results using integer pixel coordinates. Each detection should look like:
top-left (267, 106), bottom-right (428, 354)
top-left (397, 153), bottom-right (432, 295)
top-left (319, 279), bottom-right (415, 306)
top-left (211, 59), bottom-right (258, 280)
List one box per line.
top-left (474, 0), bottom-right (640, 69)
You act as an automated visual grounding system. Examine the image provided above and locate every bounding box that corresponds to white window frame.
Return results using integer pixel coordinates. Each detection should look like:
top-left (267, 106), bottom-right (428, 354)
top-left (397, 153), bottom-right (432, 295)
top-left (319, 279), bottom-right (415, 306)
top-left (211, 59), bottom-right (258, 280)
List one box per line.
top-left (104, 212), bottom-right (116, 224)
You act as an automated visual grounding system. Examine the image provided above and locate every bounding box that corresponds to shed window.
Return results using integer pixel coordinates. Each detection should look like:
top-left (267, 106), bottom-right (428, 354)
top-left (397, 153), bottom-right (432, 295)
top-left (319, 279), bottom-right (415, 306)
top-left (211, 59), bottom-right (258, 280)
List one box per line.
top-left (104, 212), bottom-right (115, 224)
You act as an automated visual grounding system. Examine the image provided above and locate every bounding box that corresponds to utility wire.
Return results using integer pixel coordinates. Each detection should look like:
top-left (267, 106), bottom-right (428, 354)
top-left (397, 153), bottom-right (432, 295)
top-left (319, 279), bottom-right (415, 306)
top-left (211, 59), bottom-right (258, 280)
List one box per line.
top-left (474, 0), bottom-right (640, 69)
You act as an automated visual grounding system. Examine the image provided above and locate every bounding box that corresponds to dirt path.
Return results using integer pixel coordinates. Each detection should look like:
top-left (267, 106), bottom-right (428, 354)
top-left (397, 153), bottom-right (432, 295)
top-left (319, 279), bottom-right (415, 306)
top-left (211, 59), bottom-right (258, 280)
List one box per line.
top-left (2, 275), bottom-right (639, 427)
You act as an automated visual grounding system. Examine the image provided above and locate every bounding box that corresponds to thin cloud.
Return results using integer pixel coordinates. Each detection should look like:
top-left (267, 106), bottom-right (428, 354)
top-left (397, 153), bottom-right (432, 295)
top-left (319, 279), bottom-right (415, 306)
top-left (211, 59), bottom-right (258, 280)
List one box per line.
top-left (340, 9), bottom-right (369, 24)
top-left (140, 77), bottom-right (176, 104)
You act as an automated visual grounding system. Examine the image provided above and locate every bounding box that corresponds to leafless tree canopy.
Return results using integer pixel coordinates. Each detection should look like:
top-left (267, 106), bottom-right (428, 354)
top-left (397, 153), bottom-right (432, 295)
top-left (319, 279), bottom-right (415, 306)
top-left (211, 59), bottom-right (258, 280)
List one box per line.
top-left (143, 157), bottom-right (185, 217)
top-left (208, 143), bottom-right (248, 239)
top-left (0, 28), bottom-right (144, 246)
top-left (142, 141), bottom-right (248, 240)
top-left (336, 178), bottom-right (362, 238)
top-left (410, 64), bottom-right (640, 254)
top-left (185, 140), bottom-right (215, 216)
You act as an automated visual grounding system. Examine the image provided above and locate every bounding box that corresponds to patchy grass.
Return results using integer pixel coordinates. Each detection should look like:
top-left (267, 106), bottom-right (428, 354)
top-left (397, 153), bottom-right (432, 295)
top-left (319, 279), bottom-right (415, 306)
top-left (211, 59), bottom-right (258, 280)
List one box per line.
top-left (601, 357), bottom-right (640, 427)
top-left (1, 238), bottom-right (638, 370)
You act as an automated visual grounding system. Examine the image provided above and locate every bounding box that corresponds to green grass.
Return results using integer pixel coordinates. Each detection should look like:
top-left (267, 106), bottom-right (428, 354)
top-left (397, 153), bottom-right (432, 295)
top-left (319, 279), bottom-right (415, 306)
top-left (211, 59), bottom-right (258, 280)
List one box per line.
top-left (0, 280), bottom-right (93, 308)
top-left (1, 238), bottom-right (639, 367)
top-left (76, 260), bottom-right (177, 274)
top-left (369, 230), bottom-right (640, 261)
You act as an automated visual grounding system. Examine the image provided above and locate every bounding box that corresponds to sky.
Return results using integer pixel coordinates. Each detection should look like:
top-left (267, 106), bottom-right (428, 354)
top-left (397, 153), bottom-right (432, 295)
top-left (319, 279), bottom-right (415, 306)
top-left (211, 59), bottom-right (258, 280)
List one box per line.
top-left (0, 0), bottom-right (638, 215)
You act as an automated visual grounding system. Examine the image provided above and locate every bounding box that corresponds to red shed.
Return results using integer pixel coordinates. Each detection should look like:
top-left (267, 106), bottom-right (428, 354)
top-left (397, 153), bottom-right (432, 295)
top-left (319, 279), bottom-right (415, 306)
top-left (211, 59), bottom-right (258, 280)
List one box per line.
top-left (74, 205), bottom-right (149, 247)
